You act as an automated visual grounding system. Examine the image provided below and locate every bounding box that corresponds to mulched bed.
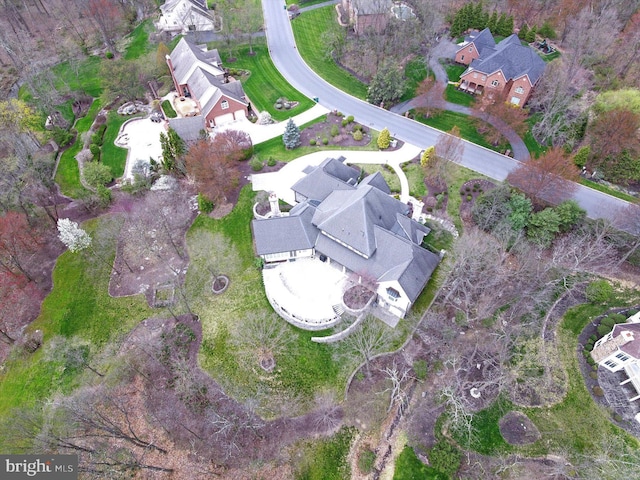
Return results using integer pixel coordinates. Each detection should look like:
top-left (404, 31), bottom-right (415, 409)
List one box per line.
top-left (498, 411), bottom-right (541, 445)
top-left (299, 111), bottom-right (374, 149)
top-left (343, 285), bottom-right (375, 310)
top-left (423, 175), bottom-right (449, 214)
top-left (458, 179), bottom-right (496, 224)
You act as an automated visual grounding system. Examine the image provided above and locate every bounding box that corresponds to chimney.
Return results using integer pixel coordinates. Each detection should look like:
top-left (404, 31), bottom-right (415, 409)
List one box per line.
top-left (269, 192), bottom-right (281, 217)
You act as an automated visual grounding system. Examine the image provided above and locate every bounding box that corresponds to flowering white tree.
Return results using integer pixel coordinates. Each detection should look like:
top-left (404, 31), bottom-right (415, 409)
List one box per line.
top-left (57, 218), bottom-right (92, 253)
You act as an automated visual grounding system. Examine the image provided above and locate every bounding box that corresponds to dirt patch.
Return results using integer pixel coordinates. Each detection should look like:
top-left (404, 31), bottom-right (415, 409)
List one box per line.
top-left (343, 285), bottom-right (375, 310)
top-left (499, 411), bottom-right (541, 445)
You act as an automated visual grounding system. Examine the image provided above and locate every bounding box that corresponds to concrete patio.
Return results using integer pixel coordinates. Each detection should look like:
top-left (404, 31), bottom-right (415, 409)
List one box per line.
top-left (262, 257), bottom-right (348, 330)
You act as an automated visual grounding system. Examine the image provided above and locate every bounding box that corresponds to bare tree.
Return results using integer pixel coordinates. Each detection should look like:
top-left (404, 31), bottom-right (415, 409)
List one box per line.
top-left (381, 362), bottom-right (412, 414)
top-left (335, 316), bottom-right (394, 377)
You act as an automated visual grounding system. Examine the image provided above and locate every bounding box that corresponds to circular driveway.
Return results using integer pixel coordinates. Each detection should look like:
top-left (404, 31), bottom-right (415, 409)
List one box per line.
top-left (262, 258), bottom-right (348, 329)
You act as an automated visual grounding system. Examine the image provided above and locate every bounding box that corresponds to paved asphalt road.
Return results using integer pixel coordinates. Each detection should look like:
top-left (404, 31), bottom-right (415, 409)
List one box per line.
top-left (261, 1), bottom-right (631, 223)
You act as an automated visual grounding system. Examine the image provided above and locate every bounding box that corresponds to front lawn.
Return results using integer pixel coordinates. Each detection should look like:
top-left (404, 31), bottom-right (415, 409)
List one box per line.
top-left (226, 44), bottom-right (314, 121)
top-left (400, 59), bottom-right (430, 102)
top-left (292, 7), bottom-right (368, 100)
top-left (413, 110), bottom-right (500, 152)
top-left (444, 85), bottom-right (475, 106)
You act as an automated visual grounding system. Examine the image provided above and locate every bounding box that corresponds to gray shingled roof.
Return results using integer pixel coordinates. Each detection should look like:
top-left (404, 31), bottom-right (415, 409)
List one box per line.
top-left (359, 171), bottom-right (391, 194)
top-left (168, 116), bottom-right (205, 142)
top-left (161, 0), bottom-right (212, 23)
top-left (464, 31), bottom-right (546, 85)
top-left (252, 204), bottom-right (318, 255)
top-left (292, 157), bottom-right (360, 201)
top-left (170, 38), bottom-right (224, 85)
top-left (462, 28), bottom-right (496, 56)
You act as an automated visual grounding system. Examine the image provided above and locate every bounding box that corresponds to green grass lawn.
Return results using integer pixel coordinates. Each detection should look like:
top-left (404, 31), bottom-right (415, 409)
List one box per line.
top-left (123, 20), bottom-right (154, 60)
top-left (444, 85), bottom-right (476, 106)
top-left (523, 114), bottom-right (546, 157)
top-left (52, 55), bottom-right (104, 98)
top-left (292, 7), bottom-right (368, 100)
top-left (400, 59), bottom-right (430, 102)
top-left (444, 63), bottom-right (466, 81)
top-left (226, 44), bottom-right (314, 121)
top-left (355, 164), bottom-right (402, 193)
top-left (101, 111), bottom-right (133, 178)
top-left (414, 110), bottom-right (499, 151)
top-left (55, 99), bottom-right (105, 197)
top-left (161, 99), bottom-right (177, 118)
top-left (393, 445), bottom-right (447, 480)
top-left (252, 117), bottom-right (378, 163)
top-left (0, 217), bottom-right (154, 426)
top-left (579, 179), bottom-right (639, 203)
top-left (188, 188), bottom-right (344, 410)
top-left (541, 50), bottom-right (561, 63)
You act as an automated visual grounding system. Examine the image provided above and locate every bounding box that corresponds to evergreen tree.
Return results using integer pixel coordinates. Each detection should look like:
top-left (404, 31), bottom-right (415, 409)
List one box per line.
top-left (518, 23), bottom-right (529, 40)
top-left (367, 65), bottom-right (406, 107)
top-left (538, 21), bottom-right (556, 40)
top-left (501, 15), bottom-right (514, 36)
top-left (282, 118), bottom-right (301, 149)
top-left (420, 146), bottom-right (436, 168)
top-left (378, 128), bottom-right (391, 149)
top-left (478, 10), bottom-right (489, 30)
top-left (471, 2), bottom-right (483, 29)
top-left (525, 25), bottom-right (537, 43)
top-left (160, 128), bottom-right (186, 175)
top-left (487, 11), bottom-right (498, 32)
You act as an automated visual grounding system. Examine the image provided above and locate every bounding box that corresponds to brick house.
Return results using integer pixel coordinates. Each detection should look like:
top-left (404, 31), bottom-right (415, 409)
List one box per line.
top-left (591, 311), bottom-right (640, 402)
top-left (454, 28), bottom-right (546, 107)
top-left (165, 38), bottom-right (249, 140)
top-left (341, 0), bottom-right (393, 34)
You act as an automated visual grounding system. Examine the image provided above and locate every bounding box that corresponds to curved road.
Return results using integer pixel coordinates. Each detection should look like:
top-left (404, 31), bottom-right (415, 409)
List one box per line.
top-left (262, 1), bottom-right (631, 223)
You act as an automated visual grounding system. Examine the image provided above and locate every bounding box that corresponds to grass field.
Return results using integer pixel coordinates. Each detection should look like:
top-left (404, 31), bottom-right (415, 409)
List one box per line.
top-left (444, 85), bottom-right (476, 106)
top-left (52, 56), bottom-right (104, 98)
top-left (0, 217), bottom-right (154, 426)
top-left (579, 179), bottom-right (639, 203)
top-left (414, 110), bottom-right (500, 152)
top-left (123, 20), bottom-right (154, 60)
top-left (55, 99), bottom-right (105, 198)
top-left (226, 44), bottom-right (314, 121)
top-left (400, 59), bottom-right (430, 102)
top-left (292, 7), bottom-right (368, 100)
top-left (101, 111), bottom-right (133, 178)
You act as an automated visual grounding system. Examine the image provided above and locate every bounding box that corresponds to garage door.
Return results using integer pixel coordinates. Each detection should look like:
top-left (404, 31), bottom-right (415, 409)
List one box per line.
top-left (234, 109), bottom-right (246, 119)
top-left (213, 113), bottom-right (234, 125)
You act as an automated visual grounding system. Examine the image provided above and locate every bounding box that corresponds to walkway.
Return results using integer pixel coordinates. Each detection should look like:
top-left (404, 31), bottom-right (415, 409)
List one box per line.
top-left (260, 0), bottom-right (631, 225)
top-left (250, 143), bottom-right (420, 204)
top-left (390, 38), bottom-right (530, 161)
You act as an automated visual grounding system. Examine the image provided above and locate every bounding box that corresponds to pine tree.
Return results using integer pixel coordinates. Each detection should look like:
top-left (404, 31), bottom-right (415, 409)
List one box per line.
top-left (378, 128), bottom-right (391, 150)
top-left (525, 25), bottom-right (537, 43)
top-left (518, 23), bottom-right (529, 40)
top-left (282, 118), bottom-right (301, 149)
top-left (538, 21), bottom-right (556, 40)
top-left (478, 10), bottom-right (489, 30)
top-left (420, 146), bottom-right (436, 168)
top-left (487, 11), bottom-right (498, 32)
top-left (471, 2), bottom-right (483, 29)
top-left (497, 14), bottom-right (514, 37)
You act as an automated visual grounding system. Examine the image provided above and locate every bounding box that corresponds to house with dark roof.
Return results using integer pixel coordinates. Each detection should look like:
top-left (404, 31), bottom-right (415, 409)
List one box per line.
top-left (165, 38), bottom-right (249, 140)
top-left (454, 28), bottom-right (546, 107)
top-left (252, 157), bottom-right (441, 319)
top-left (592, 311), bottom-right (640, 402)
top-left (341, 0), bottom-right (393, 34)
top-left (157, 0), bottom-right (214, 33)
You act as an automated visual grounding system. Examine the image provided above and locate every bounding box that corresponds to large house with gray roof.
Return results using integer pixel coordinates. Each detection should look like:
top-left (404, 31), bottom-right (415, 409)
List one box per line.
top-left (455, 28), bottom-right (546, 107)
top-left (252, 157), bottom-right (441, 319)
top-left (166, 38), bottom-right (249, 140)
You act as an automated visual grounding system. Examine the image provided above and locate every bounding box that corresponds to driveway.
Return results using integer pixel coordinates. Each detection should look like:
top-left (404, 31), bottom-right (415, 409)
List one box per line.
top-left (251, 143), bottom-right (420, 204)
top-left (260, 1), bottom-right (633, 225)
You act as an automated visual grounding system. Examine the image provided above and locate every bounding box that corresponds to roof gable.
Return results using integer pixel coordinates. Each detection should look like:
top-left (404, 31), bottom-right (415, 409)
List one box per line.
top-left (292, 157), bottom-right (360, 201)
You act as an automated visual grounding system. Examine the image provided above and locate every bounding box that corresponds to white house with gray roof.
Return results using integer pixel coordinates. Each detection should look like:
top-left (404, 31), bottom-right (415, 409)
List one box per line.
top-left (157, 0), bottom-right (214, 33)
top-left (252, 157), bottom-right (441, 319)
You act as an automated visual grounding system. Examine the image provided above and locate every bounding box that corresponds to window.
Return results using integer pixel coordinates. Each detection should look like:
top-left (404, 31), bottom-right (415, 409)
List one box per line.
top-left (491, 79), bottom-right (499, 87)
top-left (510, 96), bottom-right (521, 106)
top-left (515, 86), bottom-right (525, 94)
top-left (605, 360), bottom-right (618, 368)
top-left (386, 287), bottom-right (400, 301)
top-left (221, 100), bottom-right (229, 110)
top-left (460, 55), bottom-right (465, 61)
top-left (469, 47), bottom-right (473, 52)
top-left (616, 353), bottom-right (630, 362)
top-left (481, 75), bottom-right (486, 80)
top-left (473, 73), bottom-right (477, 78)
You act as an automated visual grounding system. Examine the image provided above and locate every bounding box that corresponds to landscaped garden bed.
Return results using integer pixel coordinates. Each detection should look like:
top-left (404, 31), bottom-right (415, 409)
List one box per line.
top-left (300, 112), bottom-right (371, 148)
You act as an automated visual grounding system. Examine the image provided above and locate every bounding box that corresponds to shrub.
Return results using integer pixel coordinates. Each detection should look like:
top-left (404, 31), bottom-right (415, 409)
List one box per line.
top-left (342, 119), bottom-right (348, 127)
top-left (467, 195), bottom-right (472, 201)
top-left (352, 123), bottom-right (363, 132)
top-left (613, 413), bottom-right (623, 422)
top-left (89, 143), bottom-right (100, 156)
top-left (51, 127), bottom-right (74, 147)
top-left (600, 317), bottom-right (616, 328)
top-left (592, 386), bottom-right (604, 397)
top-left (597, 324), bottom-right (613, 337)
top-left (358, 449), bottom-right (376, 474)
top-left (105, 51), bottom-right (114, 59)
top-left (250, 158), bottom-right (264, 171)
top-left (377, 127), bottom-right (391, 149)
top-left (309, 139), bottom-right (316, 146)
top-left (346, 115), bottom-right (354, 123)
top-left (413, 359), bottom-right (428, 381)
top-left (353, 130), bottom-right (363, 141)
top-left (267, 157), bottom-right (277, 167)
top-left (258, 112), bottom-right (273, 125)
top-left (83, 162), bottom-right (113, 187)
top-left (589, 371), bottom-right (598, 380)
top-left (429, 441), bottom-right (461, 478)
top-left (197, 193), bottom-right (214, 213)
top-left (586, 280), bottom-right (613, 304)
top-left (573, 146), bottom-right (590, 168)
top-left (330, 124), bottom-right (339, 137)
top-left (608, 313), bottom-right (627, 324)
top-left (282, 118), bottom-right (301, 149)
top-left (322, 137), bottom-right (329, 145)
